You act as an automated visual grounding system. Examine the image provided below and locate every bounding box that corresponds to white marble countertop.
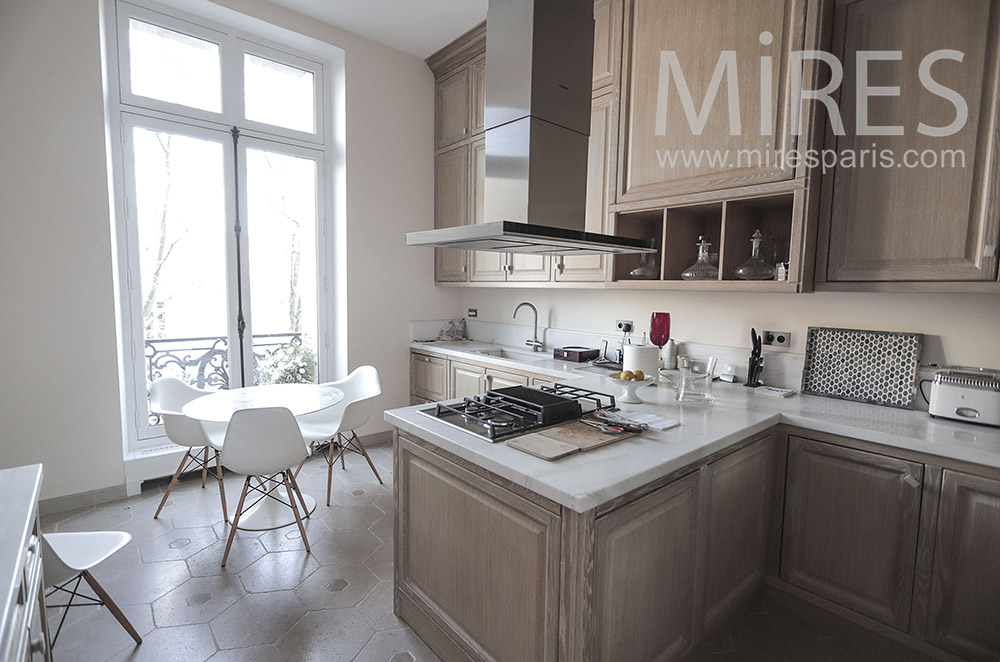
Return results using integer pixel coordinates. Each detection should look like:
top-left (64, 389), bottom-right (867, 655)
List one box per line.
top-left (385, 371), bottom-right (1000, 513)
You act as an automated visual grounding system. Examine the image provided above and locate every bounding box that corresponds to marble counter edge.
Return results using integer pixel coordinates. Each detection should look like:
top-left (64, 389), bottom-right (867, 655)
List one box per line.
top-left (409, 341), bottom-right (593, 380)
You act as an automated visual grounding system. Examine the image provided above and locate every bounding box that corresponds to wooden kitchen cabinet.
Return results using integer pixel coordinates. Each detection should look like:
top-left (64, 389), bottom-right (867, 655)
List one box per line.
top-left (780, 437), bottom-right (923, 630)
top-left (926, 470), bottom-right (1000, 660)
top-left (485, 368), bottom-right (528, 390)
top-left (818, 0), bottom-right (1000, 288)
top-left (449, 359), bottom-right (485, 399)
top-left (435, 68), bottom-right (471, 150)
top-left (556, 93), bottom-right (616, 282)
top-left (594, 471), bottom-right (699, 662)
top-left (470, 58), bottom-right (486, 135)
top-left (617, 0), bottom-right (808, 202)
top-left (591, 0), bottom-right (622, 95)
top-left (699, 436), bottom-right (774, 634)
top-left (434, 145), bottom-right (470, 282)
top-left (396, 435), bottom-right (561, 662)
top-left (410, 352), bottom-right (448, 402)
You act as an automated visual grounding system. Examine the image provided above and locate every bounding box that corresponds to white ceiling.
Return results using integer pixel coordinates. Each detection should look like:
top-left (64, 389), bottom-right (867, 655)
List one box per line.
top-left (264, 0), bottom-right (488, 58)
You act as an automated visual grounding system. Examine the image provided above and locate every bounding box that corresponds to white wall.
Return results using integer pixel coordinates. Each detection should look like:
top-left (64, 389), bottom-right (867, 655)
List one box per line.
top-left (0, 0), bottom-right (459, 499)
top-left (0, 0), bottom-right (127, 500)
top-left (460, 288), bottom-right (1000, 369)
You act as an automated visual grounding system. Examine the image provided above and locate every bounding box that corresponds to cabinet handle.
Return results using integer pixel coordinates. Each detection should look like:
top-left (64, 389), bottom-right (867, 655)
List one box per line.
top-left (903, 474), bottom-right (921, 489)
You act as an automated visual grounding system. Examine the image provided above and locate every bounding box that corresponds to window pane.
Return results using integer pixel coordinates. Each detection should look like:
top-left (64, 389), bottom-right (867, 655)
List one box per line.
top-left (246, 148), bottom-right (318, 385)
top-left (131, 128), bottom-right (230, 421)
top-left (128, 19), bottom-right (222, 113)
top-left (244, 53), bottom-right (315, 133)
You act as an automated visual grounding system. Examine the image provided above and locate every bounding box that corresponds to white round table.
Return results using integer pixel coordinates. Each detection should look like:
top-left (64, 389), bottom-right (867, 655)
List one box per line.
top-left (182, 383), bottom-right (344, 531)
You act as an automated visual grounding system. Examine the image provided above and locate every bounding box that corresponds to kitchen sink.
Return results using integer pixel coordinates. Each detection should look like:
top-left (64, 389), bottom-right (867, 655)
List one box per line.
top-left (472, 348), bottom-right (549, 363)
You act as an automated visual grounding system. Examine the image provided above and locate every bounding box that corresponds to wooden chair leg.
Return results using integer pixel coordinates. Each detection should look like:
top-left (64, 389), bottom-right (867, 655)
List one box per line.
top-left (201, 446), bottom-right (209, 487)
top-left (340, 434), bottom-right (347, 470)
top-left (353, 433), bottom-right (383, 484)
top-left (214, 451), bottom-right (228, 523)
top-left (154, 450), bottom-right (190, 519)
top-left (81, 570), bottom-right (141, 644)
top-left (286, 468), bottom-right (310, 519)
top-left (222, 477), bottom-right (251, 567)
top-left (326, 439), bottom-right (335, 507)
top-left (283, 471), bottom-right (310, 552)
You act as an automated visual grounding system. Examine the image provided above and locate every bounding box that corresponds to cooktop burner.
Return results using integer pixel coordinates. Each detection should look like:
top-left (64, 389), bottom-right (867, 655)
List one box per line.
top-left (418, 384), bottom-right (616, 442)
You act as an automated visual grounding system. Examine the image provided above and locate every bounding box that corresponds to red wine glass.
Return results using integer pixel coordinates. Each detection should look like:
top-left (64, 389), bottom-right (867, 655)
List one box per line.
top-left (650, 312), bottom-right (670, 349)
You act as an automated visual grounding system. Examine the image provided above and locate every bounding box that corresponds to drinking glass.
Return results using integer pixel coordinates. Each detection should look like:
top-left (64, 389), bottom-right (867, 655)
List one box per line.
top-left (650, 312), bottom-right (670, 348)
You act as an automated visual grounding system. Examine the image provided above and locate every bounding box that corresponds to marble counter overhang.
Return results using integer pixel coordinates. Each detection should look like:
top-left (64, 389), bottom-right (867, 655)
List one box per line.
top-left (386, 372), bottom-right (1000, 513)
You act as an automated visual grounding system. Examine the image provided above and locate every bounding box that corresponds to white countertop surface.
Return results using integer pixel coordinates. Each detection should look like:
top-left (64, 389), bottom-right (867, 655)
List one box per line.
top-left (386, 367), bottom-right (1000, 513)
top-left (410, 340), bottom-right (602, 380)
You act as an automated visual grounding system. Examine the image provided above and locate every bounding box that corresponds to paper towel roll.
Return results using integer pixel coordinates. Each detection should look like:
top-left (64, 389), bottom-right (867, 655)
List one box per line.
top-left (623, 345), bottom-right (659, 378)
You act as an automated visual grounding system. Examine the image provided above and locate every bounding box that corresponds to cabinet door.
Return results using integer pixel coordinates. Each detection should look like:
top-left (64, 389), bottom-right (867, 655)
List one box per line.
top-left (435, 68), bottom-right (470, 150)
top-left (927, 470), bottom-right (1000, 660)
top-left (449, 360), bottom-right (485, 398)
top-left (594, 471), bottom-right (699, 662)
top-left (618, 0), bottom-right (804, 202)
top-left (485, 368), bottom-right (529, 391)
top-left (823, 0), bottom-right (1000, 282)
top-left (434, 146), bottom-right (469, 282)
top-left (557, 94), bottom-right (614, 282)
top-left (410, 353), bottom-right (447, 401)
top-left (780, 437), bottom-right (923, 629)
top-left (471, 58), bottom-right (486, 135)
top-left (700, 437), bottom-right (773, 632)
top-left (397, 435), bottom-right (560, 662)
top-left (508, 254), bottom-right (551, 282)
top-left (469, 138), bottom-right (507, 282)
top-left (592, 0), bottom-right (622, 94)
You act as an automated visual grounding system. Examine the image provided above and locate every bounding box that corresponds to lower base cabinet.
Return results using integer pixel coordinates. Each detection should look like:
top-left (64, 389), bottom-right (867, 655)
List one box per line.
top-left (594, 471), bottom-right (699, 661)
top-left (927, 470), bottom-right (1000, 661)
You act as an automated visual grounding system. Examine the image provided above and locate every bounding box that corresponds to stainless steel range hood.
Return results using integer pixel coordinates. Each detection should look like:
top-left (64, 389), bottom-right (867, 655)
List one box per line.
top-left (406, 0), bottom-right (655, 256)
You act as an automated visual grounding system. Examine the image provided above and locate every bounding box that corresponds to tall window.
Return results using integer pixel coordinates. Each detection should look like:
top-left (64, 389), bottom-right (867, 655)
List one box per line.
top-left (110, 2), bottom-right (332, 448)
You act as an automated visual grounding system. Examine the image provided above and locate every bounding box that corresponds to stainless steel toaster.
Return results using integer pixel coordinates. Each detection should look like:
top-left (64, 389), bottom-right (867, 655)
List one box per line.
top-left (928, 367), bottom-right (1000, 427)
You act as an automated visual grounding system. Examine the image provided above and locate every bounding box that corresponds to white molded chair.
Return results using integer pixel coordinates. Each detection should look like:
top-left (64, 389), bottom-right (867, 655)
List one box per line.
top-left (149, 377), bottom-right (228, 522)
top-left (296, 366), bottom-right (383, 506)
top-left (43, 531), bottom-right (142, 648)
top-left (221, 407), bottom-right (311, 566)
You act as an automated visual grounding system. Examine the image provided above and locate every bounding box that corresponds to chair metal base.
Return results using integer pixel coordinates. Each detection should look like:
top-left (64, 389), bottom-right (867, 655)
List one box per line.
top-left (46, 570), bottom-right (142, 647)
top-left (222, 471), bottom-right (311, 566)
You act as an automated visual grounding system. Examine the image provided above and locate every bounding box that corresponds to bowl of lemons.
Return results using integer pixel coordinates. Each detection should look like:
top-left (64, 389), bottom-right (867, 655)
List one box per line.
top-left (607, 369), bottom-right (655, 404)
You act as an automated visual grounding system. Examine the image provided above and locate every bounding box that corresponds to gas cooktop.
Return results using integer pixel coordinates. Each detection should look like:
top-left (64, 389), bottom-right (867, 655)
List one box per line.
top-left (418, 384), bottom-right (616, 442)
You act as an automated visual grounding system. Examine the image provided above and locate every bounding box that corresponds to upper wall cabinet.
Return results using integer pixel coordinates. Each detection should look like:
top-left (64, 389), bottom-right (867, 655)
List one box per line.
top-left (818, 0), bottom-right (1000, 288)
top-left (435, 68), bottom-right (471, 150)
top-left (592, 0), bottom-right (623, 95)
top-left (617, 0), bottom-right (808, 203)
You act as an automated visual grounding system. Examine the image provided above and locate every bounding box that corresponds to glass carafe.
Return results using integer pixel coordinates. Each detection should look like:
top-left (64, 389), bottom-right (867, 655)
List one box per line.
top-left (735, 229), bottom-right (776, 280)
top-left (680, 236), bottom-right (719, 280)
top-left (676, 355), bottom-right (718, 405)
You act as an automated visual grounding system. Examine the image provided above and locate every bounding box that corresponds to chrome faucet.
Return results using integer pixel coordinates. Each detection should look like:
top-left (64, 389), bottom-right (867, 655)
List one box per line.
top-left (513, 302), bottom-right (543, 352)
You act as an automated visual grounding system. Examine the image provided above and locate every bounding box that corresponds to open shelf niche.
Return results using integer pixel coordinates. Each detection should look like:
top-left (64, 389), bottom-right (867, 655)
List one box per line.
top-left (612, 209), bottom-right (664, 281)
top-left (662, 202), bottom-right (724, 281)
top-left (721, 194), bottom-right (796, 281)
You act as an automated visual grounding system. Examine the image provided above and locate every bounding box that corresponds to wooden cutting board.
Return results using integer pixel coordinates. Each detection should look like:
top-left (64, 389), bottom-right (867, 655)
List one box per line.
top-left (506, 421), bottom-right (638, 460)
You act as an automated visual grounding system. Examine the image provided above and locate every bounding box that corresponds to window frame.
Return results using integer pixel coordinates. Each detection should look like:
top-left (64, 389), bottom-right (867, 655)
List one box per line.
top-left (107, 0), bottom-right (339, 455)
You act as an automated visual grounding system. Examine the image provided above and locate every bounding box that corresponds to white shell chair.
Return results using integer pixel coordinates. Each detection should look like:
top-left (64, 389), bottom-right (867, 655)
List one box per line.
top-left (221, 407), bottom-right (311, 566)
top-left (296, 365), bottom-right (383, 506)
top-left (149, 377), bottom-right (228, 522)
top-left (43, 531), bottom-right (142, 648)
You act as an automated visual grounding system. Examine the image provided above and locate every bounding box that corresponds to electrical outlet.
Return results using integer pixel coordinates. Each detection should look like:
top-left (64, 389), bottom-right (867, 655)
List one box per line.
top-left (762, 330), bottom-right (791, 347)
top-left (467, 308), bottom-right (478, 318)
top-left (616, 320), bottom-right (633, 333)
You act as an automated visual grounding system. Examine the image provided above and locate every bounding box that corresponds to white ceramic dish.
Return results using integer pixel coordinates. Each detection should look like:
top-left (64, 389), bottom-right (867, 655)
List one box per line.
top-left (607, 376), bottom-right (656, 404)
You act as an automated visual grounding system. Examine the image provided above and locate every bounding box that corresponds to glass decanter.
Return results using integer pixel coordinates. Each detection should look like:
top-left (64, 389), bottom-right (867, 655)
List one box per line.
top-left (735, 229), bottom-right (776, 280)
top-left (630, 251), bottom-right (658, 279)
top-left (680, 236), bottom-right (719, 280)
